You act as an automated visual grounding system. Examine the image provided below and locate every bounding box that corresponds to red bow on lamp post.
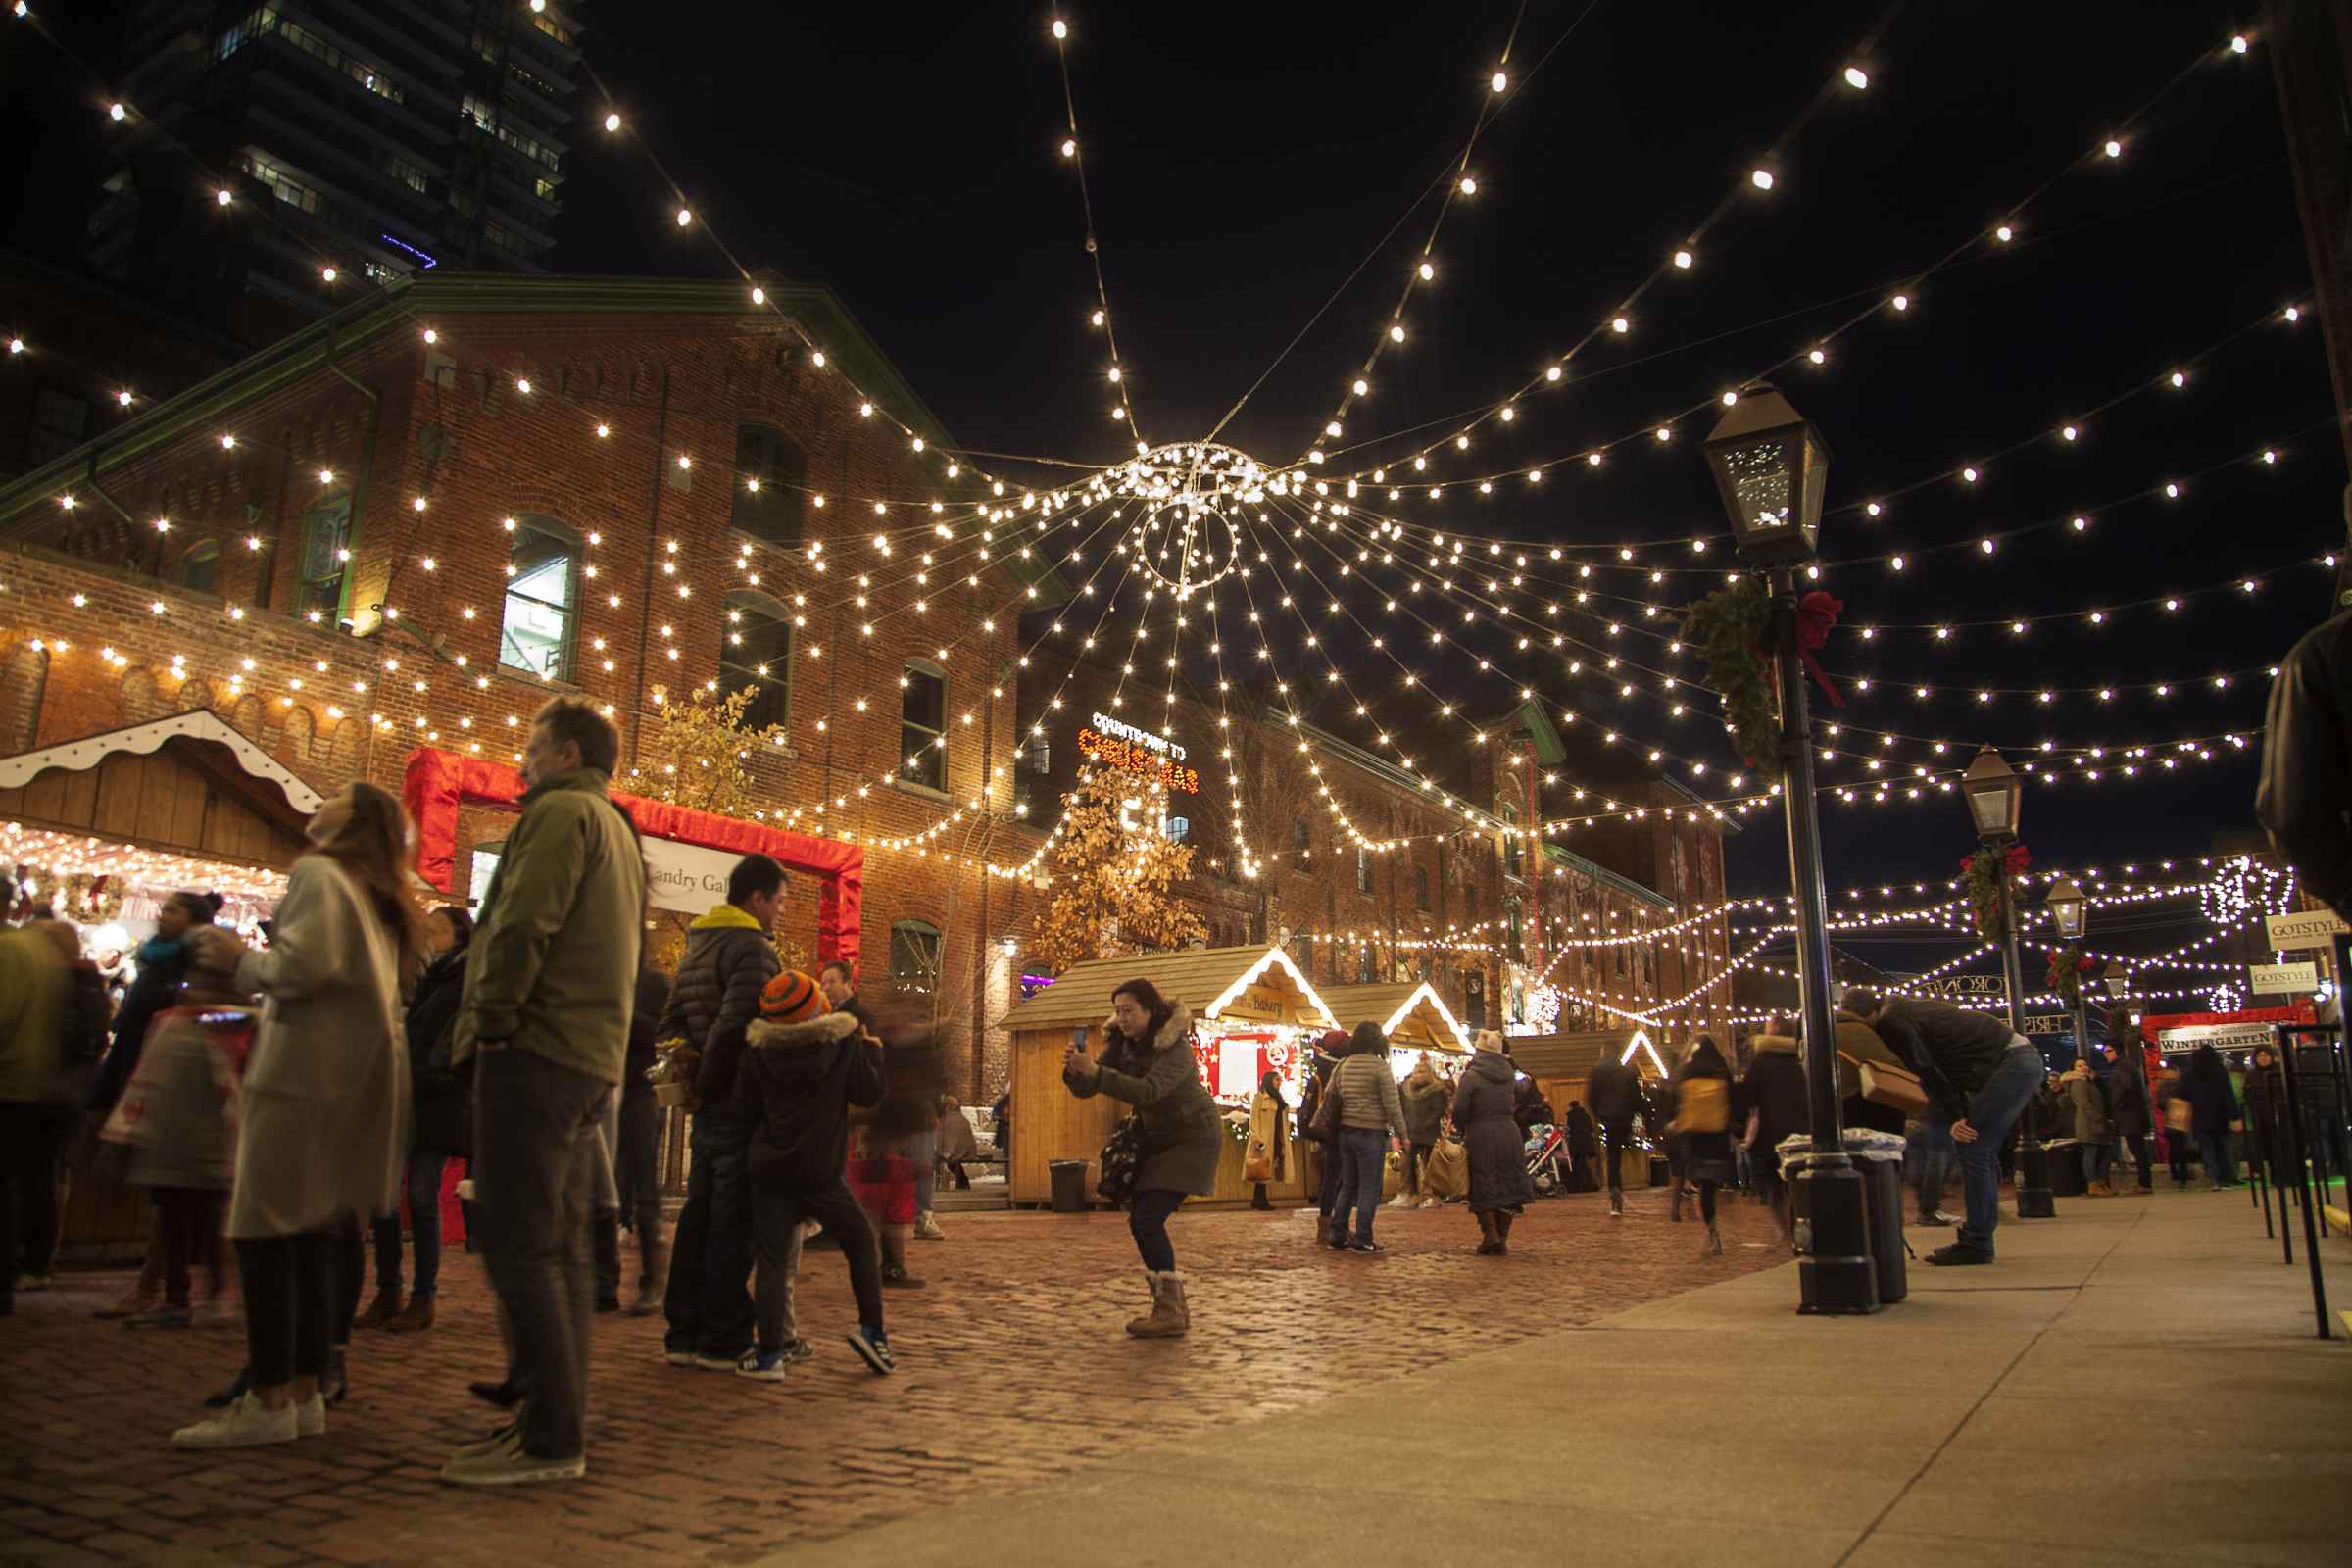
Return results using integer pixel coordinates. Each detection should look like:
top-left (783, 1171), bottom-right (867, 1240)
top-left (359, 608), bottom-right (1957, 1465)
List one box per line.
top-left (1793, 590), bottom-right (1845, 708)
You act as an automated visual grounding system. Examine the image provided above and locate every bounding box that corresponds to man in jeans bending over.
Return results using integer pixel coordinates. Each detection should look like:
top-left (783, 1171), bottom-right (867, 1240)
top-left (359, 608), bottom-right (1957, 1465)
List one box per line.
top-left (1844, 989), bottom-right (2045, 1267)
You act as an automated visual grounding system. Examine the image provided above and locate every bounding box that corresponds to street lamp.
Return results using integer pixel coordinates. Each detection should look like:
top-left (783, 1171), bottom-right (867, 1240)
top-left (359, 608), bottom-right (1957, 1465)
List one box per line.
top-left (2048, 875), bottom-right (2092, 1071)
top-left (1707, 386), bottom-right (1878, 1315)
top-left (1965, 744), bottom-right (2056, 1218)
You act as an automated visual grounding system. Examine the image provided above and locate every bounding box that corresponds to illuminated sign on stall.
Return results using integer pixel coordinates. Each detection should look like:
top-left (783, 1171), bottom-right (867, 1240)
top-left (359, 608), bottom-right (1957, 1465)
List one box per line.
top-left (1078, 710), bottom-right (1200, 794)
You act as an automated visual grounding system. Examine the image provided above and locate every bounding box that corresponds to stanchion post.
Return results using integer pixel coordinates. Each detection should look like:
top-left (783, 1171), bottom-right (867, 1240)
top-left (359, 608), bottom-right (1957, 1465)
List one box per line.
top-left (2275, 1023), bottom-right (2332, 1339)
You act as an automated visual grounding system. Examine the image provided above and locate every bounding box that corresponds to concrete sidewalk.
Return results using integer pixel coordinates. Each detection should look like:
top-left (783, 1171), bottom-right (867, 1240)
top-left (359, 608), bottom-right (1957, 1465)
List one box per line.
top-left (763, 1189), bottom-right (2352, 1567)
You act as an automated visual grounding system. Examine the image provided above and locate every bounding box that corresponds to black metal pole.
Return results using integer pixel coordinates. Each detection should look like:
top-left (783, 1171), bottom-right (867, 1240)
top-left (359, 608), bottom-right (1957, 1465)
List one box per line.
top-left (1771, 567), bottom-right (1877, 1316)
top-left (1995, 871), bottom-right (2057, 1218)
top-left (2275, 1024), bottom-right (2331, 1339)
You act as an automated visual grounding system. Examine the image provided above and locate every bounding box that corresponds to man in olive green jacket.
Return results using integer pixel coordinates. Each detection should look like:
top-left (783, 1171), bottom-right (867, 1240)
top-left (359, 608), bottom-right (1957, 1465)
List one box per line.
top-left (445, 696), bottom-right (646, 1488)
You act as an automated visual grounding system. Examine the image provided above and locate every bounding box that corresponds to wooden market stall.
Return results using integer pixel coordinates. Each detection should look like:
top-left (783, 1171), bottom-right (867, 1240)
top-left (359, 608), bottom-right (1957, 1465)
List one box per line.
top-left (1318, 980), bottom-right (1474, 1061)
top-left (1000, 945), bottom-right (1337, 1208)
top-left (1506, 1027), bottom-right (1673, 1124)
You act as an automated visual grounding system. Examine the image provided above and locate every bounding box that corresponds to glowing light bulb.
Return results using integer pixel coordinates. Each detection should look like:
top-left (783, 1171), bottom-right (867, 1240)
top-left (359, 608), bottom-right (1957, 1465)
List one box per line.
top-left (676, 208), bottom-right (692, 226)
top-left (422, 328), bottom-right (436, 343)
top-left (2061, 424), bottom-right (2078, 441)
top-left (1351, 378), bottom-right (1368, 395)
top-left (1459, 175), bottom-right (1477, 194)
top-left (1995, 223), bottom-right (2014, 242)
top-left (515, 377), bottom-right (531, 394)
top-left (1610, 316), bottom-right (1628, 333)
top-left (320, 267), bottom-right (336, 282)
top-left (1389, 324), bottom-right (1405, 342)
top-left (604, 112), bottom-right (621, 132)
top-left (220, 434), bottom-right (236, 450)
top-left (5, 338), bottom-right (19, 354)
top-left (116, 389), bottom-right (132, 407)
top-left (2231, 33), bottom-right (2248, 53)
top-left (1060, 138), bottom-right (1076, 158)
top-left (318, 469), bottom-right (334, 483)
top-left (1418, 261), bottom-right (1435, 280)
top-left (751, 286), bottom-right (764, 305)
top-left (2104, 138), bottom-right (2123, 158)
top-left (2169, 369), bottom-right (2186, 388)
top-left (1053, 18), bottom-right (1067, 38)
top-left (1672, 249), bottom-right (1693, 269)
top-left (1750, 169), bottom-right (1774, 190)
top-left (1843, 66), bottom-right (1869, 89)
top-left (1890, 293), bottom-right (1909, 312)
top-left (1491, 71), bottom-right (1507, 92)
top-left (108, 102), bottom-right (125, 122)
top-left (216, 189), bottom-right (231, 206)
top-left (1653, 426), bottom-right (1671, 441)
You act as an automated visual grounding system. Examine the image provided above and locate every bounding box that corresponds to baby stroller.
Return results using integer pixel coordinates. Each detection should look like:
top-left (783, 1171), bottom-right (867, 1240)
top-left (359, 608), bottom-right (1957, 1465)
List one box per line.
top-left (1524, 1124), bottom-right (1569, 1197)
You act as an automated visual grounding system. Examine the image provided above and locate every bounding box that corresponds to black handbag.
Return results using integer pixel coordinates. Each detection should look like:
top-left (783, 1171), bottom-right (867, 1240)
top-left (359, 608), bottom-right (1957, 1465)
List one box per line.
top-left (1097, 1115), bottom-right (1144, 1205)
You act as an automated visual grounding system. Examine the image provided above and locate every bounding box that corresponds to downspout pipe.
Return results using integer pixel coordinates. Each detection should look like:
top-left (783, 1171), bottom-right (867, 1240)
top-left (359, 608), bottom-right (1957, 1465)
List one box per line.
top-left (322, 316), bottom-right (382, 630)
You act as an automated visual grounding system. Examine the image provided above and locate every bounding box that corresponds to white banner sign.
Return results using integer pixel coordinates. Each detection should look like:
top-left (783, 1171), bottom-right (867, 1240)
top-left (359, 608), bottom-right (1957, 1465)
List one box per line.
top-left (2264, 909), bottom-right (2349, 952)
top-left (642, 836), bottom-right (750, 915)
top-left (2156, 1022), bottom-right (2279, 1054)
top-left (2248, 961), bottom-right (2320, 994)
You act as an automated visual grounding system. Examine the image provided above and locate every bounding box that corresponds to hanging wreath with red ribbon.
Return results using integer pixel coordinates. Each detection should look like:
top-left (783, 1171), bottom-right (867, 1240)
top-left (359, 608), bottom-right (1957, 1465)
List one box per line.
top-left (2045, 945), bottom-right (2100, 1009)
top-left (1685, 580), bottom-right (1846, 770)
top-left (1962, 843), bottom-right (2033, 942)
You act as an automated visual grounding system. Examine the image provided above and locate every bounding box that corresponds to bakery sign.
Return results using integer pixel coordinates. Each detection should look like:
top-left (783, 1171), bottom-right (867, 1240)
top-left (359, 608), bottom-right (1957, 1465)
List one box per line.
top-left (1078, 710), bottom-right (1200, 795)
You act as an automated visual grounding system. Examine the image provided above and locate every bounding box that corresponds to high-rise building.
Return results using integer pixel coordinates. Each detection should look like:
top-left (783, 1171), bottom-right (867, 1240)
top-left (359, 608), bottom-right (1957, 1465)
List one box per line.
top-left (86, 2), bottom-right (586, 327)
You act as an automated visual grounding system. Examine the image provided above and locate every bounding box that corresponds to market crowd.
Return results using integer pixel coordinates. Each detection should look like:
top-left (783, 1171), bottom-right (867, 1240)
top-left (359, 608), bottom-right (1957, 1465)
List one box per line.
top-left (0, 690), bottom-right (2308, 1488)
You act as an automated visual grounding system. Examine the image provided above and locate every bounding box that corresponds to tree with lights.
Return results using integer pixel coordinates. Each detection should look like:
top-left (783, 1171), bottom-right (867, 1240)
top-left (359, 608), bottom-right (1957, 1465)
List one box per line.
top-left (630, 684), bottom-right (790, 818)
top-left (1028, 765), bottom-right (1207, 975)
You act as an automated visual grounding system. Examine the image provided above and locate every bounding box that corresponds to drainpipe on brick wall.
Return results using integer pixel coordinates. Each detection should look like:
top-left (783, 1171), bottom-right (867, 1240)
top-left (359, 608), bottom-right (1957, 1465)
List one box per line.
top-left (628, 366), bottom-right (672, 766)
top-left (320, 318), bottom-right (380, 631)
top-left (78, 447), bottom-right (140, 563)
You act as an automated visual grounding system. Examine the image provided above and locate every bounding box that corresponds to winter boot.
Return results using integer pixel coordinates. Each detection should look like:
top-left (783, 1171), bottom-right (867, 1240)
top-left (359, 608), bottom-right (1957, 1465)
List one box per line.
top-left (354, 1287), bottom-right (403, 1330)
top-left (1313, 1216), bottom-right (1333, 1249)
top-left (1126, 1271), bottom-right (1189, 1339)
top-left (1701, 1221), bottom-right (1724, 1257)
top-left (881, 1225), bottom-right (926, 1289)
top-left (1494, 1210), bottom-right (1515, 1255)
top-left (383, 1295), bottom-right (435, 1333)
top-left (1474, 1210), bottom-right (1501, 1255)
top-left (632, 1233), bottom-right (667, 1317)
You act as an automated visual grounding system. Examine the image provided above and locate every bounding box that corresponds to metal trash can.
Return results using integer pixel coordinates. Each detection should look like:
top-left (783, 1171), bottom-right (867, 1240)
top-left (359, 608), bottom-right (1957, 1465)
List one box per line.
top-left (1049, 1159), bottom-right (1090, 1212)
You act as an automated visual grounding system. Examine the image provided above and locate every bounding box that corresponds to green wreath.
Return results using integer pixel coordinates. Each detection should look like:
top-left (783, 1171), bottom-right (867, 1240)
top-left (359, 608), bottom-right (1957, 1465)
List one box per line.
top-left (1684, 575), bottom-right (1776, 768)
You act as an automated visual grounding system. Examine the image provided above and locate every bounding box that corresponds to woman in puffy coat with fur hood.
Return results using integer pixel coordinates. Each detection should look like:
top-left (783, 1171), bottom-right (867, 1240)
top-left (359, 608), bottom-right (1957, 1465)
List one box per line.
top-left (1062, 978), bottom-right (1221, 1339)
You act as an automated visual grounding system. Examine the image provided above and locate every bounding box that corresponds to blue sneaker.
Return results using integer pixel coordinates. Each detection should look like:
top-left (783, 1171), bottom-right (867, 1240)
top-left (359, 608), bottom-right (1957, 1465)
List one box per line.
top-left (846, 1326), bottom-right (894, 1376)
top-left (736, 1348), bottom-right (794, 1382)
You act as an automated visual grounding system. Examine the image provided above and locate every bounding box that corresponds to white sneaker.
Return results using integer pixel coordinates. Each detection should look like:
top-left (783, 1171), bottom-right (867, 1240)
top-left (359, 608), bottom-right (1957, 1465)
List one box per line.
top-left (1420, 1198), bottom-right (1443, 1210)
top-left (440, 1432), bottom-right (585, 1486)
top-left (172, 1392), bottom-right (298, 1450)
top-left (1387, 1194), bottom-right (1413, 1208)
top-left (294, 1395), bottom-right (325, 1439)
top-left (913, 1212), bottom-right (945, 1242)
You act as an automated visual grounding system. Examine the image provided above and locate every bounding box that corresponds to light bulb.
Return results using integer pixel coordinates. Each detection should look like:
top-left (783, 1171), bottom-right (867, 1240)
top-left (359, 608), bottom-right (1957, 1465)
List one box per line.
top-left (220, 434), bottom-right (236, 450)
top-left (1610, 316), bottom-right (1628, 333)
top-left (515, 377), bottom-right (531, 393)
top-left (216, 189), bottom-right (231, 206)
top-left (1060, 138), bottom-right (1076, 158)
top-left (320, 266), bottom-right (336, 281)
top-left (1351, 377), bottom-right (1368, 395)
top-left (2104, 139), bottom-right (2123, 158)
top-left (751, 286), bottom-right (764, 304)
top-left (1053, 18), bottom-right (1067, 38)
top-left (318, 468), bottom-right (334, 483)
top-left (1491, 71), bottom-right (1507, 92)
top-left (422, 327), bottom-right (436, 343)
top-left (108, 102), bottom-right (125, 122)
top-left (1389, 324), bottom-right (1405, 342)
top-left (1750, 169), bottom-right (1774, 190)
top-left (5, 338), bottom-right (19, 354)
top-left (1418, 261), bottom-right (1434, 280)
top-left (1890, 293), bottom-right (1909, 312)
top-left (116, 389), bottom-right (132, 406)
top-left (1807, 348), bottom-right (1826, 365)
top-left (1995, 223), bottom-right (2014, 242)
top-left (2230, 33), bottom-right (2248, 53)
top-left (2169, 369), bottom-right (2186, 388)
top-left (1672, 249), bottom-right (1693, 269)
top-left (1844, 66), bottom-right (1869, 89)
top-left (676, 208), bottom-right (692, 226)
top-left (1458, 175), bottom-right (1477, 194)
top-left (605, 112), bottom-right (621, 132)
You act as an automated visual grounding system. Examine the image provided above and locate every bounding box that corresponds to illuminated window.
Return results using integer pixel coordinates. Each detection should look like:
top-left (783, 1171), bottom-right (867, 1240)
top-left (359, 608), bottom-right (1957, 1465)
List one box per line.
top-left (500, 517), bottom-right (578, 681)
top-left (890, 919), bottom-right (941, 998)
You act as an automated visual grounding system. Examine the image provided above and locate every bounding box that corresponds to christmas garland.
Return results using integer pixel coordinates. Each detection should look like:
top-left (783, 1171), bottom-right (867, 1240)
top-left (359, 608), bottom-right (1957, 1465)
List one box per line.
top-left (4, 865), bottom-right (125, 927)
top-left (2044, 945), bottom-right (2098, 1009)
top-left (1684, 575), bottom-right (1777, 767)
top-left (1961, 843), bottom-right (2032, 942)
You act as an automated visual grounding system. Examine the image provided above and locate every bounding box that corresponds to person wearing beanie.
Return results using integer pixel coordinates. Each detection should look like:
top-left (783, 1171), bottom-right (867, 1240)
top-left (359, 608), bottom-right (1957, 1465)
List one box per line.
top-left (731, 970), bottom-right (895, 1380)
top-left (1298, 1029), bottom-right (1350, 1249)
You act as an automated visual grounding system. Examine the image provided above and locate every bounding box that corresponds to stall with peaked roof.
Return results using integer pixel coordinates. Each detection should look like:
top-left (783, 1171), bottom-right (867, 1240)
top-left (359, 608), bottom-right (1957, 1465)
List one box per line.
top-left (1506, 1026), bottom-right (1674, 1123)
top-left (999, 944), bottom-right (1339, 1207)
top-left (1319, 980), bottom-right (1474, 1060)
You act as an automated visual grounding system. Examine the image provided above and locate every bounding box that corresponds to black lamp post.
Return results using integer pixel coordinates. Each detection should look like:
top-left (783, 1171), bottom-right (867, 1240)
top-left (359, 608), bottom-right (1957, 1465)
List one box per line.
top-left (1705, 386), bottom-right (1879, 1315)
top-left (1964, 745), bottom-right (2056, 1219)
top-left (2049, 875), bottom-right (2091, 1070)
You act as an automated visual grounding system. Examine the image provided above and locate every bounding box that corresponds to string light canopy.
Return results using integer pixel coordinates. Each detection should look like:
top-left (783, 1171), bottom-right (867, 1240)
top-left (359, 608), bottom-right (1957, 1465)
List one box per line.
top-left (1704, 384), bottom-right (1829, 565)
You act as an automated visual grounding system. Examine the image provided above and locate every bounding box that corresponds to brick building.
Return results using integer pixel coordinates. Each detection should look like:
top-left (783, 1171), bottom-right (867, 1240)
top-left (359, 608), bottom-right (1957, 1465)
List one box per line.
top-left (0, 268), bottom-right (1738, 1102)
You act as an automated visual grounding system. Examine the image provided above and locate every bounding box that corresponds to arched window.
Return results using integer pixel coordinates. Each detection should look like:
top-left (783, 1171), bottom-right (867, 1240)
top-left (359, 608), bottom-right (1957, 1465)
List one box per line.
top-left (890, 919), bottom-right (942, 998)
top-left (1414, 864), bottom-right (1430, 910)
top-left (730, 421), bottom-right (806, 546)
top-left (178, 539), bottom-right (220, 593)
top-left (720, 589), bottom-right (792, 729)
top-left (900, 658), bottom-right (946, 792)
top-left (500, 515), bottom-right (579, 681)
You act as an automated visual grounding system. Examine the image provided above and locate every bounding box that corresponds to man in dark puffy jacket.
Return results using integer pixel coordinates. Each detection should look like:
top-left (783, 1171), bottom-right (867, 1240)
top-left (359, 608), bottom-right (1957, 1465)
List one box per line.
top-left (2257, 608), bottom-right (2352, 918)
top-left (658, 854), bottom-right (784, 1370)
top-left (1587, 1054), bottom-right (1644, 1217)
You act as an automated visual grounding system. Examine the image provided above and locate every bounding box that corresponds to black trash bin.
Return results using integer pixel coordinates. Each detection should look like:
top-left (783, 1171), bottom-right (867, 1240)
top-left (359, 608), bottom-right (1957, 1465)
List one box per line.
top-left (1853, 1152), bottom-right (1908, 1304)
top-left (1049, 1159), bottom-right (1090, 1212)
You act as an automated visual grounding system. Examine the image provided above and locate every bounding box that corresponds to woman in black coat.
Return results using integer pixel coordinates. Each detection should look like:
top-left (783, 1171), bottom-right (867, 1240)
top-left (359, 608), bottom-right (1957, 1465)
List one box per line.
top-left (1739, 1032), bottom-right (1808, 1241)
top-left (1674, 1034), bottom-right (1738, 1257)
top-left (2183, 1043), bottom-right (2241, 1189)
top-left (1299, 1032), bottom-right (1348, 1248)
top-left (1450, 1030), bottom-right (1535, 1255)
top-left (361, 906), bottom-right (471, 1334)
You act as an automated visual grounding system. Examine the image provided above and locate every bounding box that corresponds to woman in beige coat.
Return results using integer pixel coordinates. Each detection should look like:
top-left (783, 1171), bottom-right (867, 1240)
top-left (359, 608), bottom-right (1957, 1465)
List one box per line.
top-left (172, 782), bottom-right (426, 1451)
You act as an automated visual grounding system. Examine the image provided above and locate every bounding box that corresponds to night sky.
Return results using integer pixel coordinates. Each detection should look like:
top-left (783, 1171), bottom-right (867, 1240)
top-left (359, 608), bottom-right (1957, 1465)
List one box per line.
top-left (13, 4), bottom-right (2332, 970)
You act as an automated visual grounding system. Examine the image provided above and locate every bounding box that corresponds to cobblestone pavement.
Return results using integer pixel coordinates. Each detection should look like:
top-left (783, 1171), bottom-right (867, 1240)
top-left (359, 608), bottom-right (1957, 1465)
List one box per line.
top-left (3, 1190), bottom-right (1788, 1566)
